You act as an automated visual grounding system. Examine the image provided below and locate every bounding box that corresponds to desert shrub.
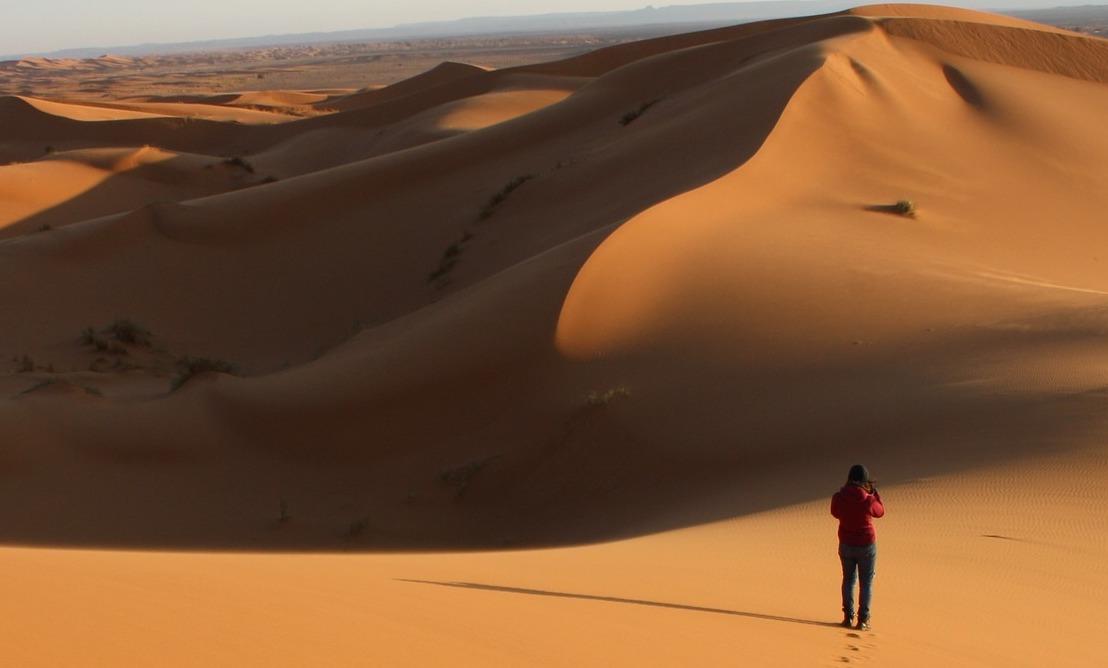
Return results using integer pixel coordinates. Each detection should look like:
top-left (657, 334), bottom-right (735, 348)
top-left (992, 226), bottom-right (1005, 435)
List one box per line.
top-left (106, 319), bottom-right (151, 347)
top-left (223, 156), bottom-right (255, 174)
top-left (429, 242), bottom-right (463, 282)
top-left (14, 355), bottom-right (34, 373)
top-left (278, 498), bottom-right (291, 524)
top-left (346, 516), bottom-right (370, 539)
top-left (171, 356), bottom-right (237, 391)
top-left (893, 200), bottom-right (917, 216)
top-left (620, 99), bottom-right (661, 126)
top-left (428, 231), bottom-right (475, 284)
top-left (440, 455), bottom-right (500, 497)
top-left (478, 175), bottom-right (535, 220)
top-left (584, 386), bottom-right (632, 407)
top-left (79, 326), bottom-right (104, 348)
top-left (79, 326), bottom-right (128, 354)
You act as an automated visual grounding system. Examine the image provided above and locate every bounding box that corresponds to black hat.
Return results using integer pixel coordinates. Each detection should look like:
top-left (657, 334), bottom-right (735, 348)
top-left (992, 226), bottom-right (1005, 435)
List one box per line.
top-left (848, 464), bottom-right (871, 484)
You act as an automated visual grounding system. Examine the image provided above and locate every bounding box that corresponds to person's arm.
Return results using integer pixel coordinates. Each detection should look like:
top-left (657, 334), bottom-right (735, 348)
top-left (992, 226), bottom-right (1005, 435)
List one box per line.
top-left (869, 489), bottom-right (885, 518)
top-left (831, 492), bottom-right (842, 519)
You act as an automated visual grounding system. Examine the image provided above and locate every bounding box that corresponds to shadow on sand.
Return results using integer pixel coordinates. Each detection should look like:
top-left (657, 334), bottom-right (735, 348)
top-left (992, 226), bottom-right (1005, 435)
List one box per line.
top-left (398, 579), bottom-right (840, 628)
top-left (863, 203), bottom-right (916, 217)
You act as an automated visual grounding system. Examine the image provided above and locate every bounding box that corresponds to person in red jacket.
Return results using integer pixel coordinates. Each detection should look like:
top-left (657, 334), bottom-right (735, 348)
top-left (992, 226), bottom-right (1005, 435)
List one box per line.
top-left (831, 464), bottom-right (884, 630)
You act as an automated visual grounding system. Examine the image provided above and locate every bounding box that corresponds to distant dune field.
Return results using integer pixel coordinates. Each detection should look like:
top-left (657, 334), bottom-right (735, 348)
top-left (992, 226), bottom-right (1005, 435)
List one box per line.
top-left (1, 4), bottom-right (1106, 665)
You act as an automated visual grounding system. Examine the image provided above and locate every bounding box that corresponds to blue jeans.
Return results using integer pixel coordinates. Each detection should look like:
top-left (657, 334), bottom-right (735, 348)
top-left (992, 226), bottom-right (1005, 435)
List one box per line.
top-left (839, 543), bottom-right (877, 620)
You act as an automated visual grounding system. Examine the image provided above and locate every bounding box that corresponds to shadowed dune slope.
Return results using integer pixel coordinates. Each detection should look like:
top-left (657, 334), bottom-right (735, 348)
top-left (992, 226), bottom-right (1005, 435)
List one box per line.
top-left (327, 61), bottom-right (490, 112)
top-left (0, 4), bottom-right (1107, 565)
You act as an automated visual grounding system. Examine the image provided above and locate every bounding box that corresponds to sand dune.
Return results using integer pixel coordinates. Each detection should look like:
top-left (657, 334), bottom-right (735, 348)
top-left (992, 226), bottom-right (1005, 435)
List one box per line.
top-left (0, 146), bottom-right (269, 236)
top-left (64, 99), bottom-right (298, 124)
top-left (16, 95), bottom-right (167, 121)
top-left (8, 55), bottom-right (136, 72)
top-left (1, 4), bottom-right (1107, 665)
top-left (327, 61), bottom-right (490, 112)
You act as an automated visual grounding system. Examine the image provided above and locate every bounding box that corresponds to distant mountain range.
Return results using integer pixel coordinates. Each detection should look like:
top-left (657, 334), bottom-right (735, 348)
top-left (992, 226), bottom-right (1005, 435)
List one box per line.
top-left (4, 1), bottom-right (1106, 60)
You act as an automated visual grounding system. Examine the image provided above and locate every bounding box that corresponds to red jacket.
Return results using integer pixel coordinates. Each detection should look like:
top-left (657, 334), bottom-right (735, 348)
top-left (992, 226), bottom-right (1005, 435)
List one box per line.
top-left (831, 484), bottom-right (885, 546)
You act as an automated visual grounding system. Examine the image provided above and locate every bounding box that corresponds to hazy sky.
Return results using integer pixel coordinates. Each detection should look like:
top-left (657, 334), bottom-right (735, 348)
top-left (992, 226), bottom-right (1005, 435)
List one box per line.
top-left (3, 0), bottom-right (723, 56)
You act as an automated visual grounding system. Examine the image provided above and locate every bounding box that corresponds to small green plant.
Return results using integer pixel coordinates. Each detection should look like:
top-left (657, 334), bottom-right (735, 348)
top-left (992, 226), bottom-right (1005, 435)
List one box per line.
top-left (439, 455), bottom-right (500, 497)
top-left (346, 516), bottom-right (370, 539)
top-left (429, 241), bottom-right (463, 282)
top-left (223, 156), bottom-right (255, 174)
top-left (478, 175), bottom-right (535, 220)
top-left (428, 231), bottom-right (474, 285)
top-left (14, 355), bottom-right (34, 373)
top-left (620, 99), bottom-right (661, 126)
top-left (106, 319), bottom-right (151, 347)
top-left (867, 199), bottom-right (919, 218)
top-left (584, 386), bottom-right (632, 407)
top-left (79, 326), bottom-right (127, 355)
top-left (171, 356), bottom-right (237, 391)
top-left (893, 200), bottom-right (916, 216)
top-left (80, 326), bottom-right (107, 349)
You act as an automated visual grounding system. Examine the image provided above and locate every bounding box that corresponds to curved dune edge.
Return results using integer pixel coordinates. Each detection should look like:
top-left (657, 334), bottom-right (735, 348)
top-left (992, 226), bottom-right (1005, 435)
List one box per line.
top-left (13, 95), bottom-right (168, 121)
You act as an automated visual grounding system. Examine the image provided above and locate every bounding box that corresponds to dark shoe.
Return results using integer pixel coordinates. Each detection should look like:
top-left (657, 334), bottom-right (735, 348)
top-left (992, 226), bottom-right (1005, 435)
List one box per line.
top-left (840, 614), bottom-right (854, 628)
top-left (856, 618), bottom-right (871, 631)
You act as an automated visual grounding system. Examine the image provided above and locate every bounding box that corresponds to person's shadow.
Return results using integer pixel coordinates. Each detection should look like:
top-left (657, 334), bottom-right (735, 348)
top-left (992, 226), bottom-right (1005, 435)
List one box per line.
top-left (398, 579), bottom-right (841, 628)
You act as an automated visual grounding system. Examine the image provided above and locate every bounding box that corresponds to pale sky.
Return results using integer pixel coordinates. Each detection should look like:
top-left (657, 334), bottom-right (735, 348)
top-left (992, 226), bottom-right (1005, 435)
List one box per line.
top-left (2, 0), bottom-right (722, 56)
